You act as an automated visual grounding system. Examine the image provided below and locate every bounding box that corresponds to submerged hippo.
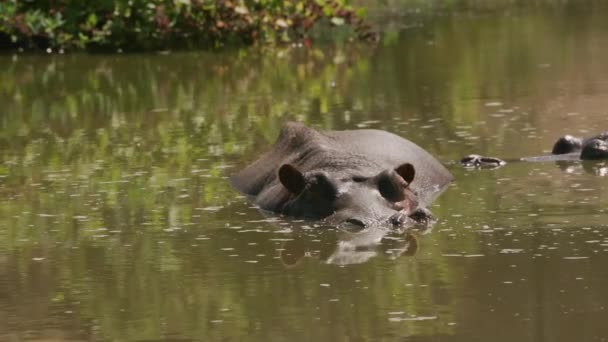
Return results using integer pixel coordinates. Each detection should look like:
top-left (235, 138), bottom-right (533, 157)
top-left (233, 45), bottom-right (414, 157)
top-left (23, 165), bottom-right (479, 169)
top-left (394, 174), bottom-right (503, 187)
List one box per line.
top-left (230, 122), bottom-right (453, 228)
top-left (461, 132), bottom-right (608, 169)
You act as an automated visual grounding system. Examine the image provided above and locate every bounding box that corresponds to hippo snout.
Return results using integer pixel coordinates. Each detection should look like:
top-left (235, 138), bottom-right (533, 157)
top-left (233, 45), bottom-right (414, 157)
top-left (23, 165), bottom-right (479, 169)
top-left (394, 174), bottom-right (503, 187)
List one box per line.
top-left (340, 208), bottom-right (435, 230)
top-left (390, 208), bottom-right (436, 226)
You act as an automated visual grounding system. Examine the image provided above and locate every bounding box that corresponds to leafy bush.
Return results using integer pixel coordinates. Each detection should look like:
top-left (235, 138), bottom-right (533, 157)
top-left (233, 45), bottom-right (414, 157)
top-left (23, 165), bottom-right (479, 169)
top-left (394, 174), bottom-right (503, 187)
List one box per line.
top-left (0, 0), bottom-right (374, 51)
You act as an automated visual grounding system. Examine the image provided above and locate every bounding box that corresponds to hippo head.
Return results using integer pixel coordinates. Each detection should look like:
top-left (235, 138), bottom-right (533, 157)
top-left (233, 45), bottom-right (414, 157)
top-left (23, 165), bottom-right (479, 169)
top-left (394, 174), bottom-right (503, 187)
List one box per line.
top-left (277, 163), bottom-right (425, 228)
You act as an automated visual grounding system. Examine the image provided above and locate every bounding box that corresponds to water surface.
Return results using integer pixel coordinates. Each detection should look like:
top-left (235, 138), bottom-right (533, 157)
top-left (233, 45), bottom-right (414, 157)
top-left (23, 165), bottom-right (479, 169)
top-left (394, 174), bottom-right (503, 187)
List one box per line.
top-left (1, 2), bottom-right (608, 341)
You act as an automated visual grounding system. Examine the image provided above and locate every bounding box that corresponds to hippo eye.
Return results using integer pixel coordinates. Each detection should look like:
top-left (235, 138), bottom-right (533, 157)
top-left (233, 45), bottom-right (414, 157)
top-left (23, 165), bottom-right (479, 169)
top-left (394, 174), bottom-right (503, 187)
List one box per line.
top-left (345, 218), bottom-right (366, 227)
top-left (352, 176), bottom-right (367, 182)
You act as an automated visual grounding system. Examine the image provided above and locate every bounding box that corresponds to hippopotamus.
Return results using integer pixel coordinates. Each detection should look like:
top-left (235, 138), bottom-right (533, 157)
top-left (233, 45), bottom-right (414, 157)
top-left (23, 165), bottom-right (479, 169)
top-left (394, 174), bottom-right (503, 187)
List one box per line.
top-left (230, 122), bottom-right (453, 228)
top-left (461, 132), bottom-right (608, 169)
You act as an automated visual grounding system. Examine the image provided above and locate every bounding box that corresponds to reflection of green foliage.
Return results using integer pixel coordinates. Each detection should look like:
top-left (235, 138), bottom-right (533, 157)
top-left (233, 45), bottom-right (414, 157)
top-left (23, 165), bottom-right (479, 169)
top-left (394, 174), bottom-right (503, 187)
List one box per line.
top-left (0, 0), bottom-right (372, 51)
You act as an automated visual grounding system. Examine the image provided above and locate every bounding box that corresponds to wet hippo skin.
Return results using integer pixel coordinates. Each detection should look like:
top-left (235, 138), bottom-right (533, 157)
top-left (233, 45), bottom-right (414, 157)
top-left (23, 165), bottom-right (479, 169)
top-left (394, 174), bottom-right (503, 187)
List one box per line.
top-left (230, 122), bottom-right (453, 228)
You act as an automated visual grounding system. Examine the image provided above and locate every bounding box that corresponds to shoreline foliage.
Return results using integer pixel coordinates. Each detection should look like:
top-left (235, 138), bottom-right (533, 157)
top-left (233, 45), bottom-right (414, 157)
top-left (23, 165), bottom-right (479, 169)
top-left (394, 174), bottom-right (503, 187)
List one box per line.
top-left (0, 0), bottom-right (374, 51)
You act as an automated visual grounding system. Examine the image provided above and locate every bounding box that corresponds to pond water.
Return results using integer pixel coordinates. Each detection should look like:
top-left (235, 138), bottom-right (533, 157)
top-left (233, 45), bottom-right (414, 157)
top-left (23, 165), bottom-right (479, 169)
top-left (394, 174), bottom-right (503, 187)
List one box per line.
top-left (2, 2), bottom-right (608, 341)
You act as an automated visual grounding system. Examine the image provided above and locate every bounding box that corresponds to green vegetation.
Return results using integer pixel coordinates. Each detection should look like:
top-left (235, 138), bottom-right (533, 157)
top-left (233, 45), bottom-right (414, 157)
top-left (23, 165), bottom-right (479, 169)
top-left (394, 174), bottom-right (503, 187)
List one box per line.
top-left (0, 0), bottom-right (373, 51)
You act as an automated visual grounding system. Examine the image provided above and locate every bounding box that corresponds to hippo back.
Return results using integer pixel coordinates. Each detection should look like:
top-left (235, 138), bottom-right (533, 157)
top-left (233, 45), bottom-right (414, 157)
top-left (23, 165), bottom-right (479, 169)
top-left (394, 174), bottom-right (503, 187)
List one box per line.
top-left (230, 122), bottom-right (453, 210)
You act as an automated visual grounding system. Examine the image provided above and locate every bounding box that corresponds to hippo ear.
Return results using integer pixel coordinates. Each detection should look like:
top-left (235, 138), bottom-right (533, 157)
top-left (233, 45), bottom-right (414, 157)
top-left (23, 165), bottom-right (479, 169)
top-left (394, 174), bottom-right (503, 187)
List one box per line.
top-left (278, 164), bottom-right (306, 194)
top-left (395, 163), bottom-right (415, 184)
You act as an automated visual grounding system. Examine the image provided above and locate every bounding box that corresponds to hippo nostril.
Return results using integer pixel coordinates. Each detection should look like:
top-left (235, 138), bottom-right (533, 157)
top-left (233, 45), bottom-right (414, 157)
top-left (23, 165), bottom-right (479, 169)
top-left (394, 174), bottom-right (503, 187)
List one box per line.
top-left (390, 213), bottom-right (407, 226)
top-left (345, 218), bottom-right (366, 227)
top-left (460, 154), bottom-right (505, 169)
top-left (460, 155), bottom-right (476, 164)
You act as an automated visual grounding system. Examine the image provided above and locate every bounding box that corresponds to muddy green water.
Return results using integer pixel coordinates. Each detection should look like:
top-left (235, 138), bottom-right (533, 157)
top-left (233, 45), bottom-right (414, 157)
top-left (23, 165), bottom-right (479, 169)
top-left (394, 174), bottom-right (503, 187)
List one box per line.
top-left (2, 3), bottom-right (608, 341)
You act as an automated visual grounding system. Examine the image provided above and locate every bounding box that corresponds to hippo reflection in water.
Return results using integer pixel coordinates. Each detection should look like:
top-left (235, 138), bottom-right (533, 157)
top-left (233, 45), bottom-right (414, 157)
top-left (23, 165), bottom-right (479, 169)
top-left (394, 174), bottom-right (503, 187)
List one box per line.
top-left (461, 132), bottom-right (608, 171)
top-left (280, 227), bottom-right (420, 267)
top-left (230, 122), bottom-right (453, 228)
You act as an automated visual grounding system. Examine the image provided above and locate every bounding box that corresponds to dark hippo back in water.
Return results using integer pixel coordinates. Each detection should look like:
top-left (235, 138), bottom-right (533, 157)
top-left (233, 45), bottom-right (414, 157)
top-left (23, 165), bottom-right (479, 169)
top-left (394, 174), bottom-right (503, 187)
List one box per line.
top-left (230, 122), bottom-right (453, 228)
top-left (461, 131), bottom-right (608, 169)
